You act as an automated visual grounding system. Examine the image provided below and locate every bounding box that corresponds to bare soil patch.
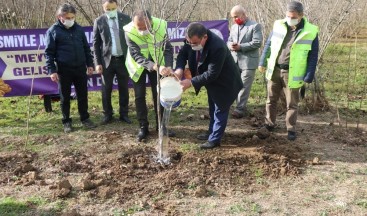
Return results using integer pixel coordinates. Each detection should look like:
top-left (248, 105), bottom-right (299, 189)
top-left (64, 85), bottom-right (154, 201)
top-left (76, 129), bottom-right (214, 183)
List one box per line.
top-left (0, 110), bottom-right (366, 215)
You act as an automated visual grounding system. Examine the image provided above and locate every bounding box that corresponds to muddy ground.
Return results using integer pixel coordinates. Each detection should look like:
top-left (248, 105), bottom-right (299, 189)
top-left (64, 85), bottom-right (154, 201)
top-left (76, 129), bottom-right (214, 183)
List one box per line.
top-left (0, 108), bottom-right (366, 215)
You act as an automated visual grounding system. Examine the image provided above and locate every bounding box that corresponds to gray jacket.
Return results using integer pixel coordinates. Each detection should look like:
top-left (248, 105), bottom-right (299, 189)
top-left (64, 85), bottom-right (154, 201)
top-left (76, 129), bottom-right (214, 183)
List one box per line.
top-left (227, 20), bottom-right (263, 70)
top-left (93, 12), bottom-right (131, 69)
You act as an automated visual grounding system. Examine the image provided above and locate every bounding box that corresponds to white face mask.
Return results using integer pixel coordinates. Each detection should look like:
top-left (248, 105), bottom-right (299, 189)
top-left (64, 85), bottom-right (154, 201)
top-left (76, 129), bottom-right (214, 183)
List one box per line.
top-left (286, 17), bottom-right (299, 26)
top-left (106, 9), bottom-right (117, 18)
top-left (139, 30), bottom-right (150, 36)
top-left (63, 19), bottom-right (75, 28)
top-left (191, 45), bottom-right (203, 51)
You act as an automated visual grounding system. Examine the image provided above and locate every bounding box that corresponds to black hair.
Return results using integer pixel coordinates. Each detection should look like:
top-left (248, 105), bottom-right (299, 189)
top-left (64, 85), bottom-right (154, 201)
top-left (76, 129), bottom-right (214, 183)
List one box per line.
top-left (186, 22), bottom-right (207, 38)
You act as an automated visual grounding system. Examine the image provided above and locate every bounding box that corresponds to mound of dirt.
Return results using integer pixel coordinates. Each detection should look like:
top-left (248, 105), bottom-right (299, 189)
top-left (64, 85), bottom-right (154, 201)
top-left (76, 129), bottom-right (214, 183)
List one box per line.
top-left (1, 111), bottom-right (333, 214)
top-left (0, 133), bottom-right (305, 212)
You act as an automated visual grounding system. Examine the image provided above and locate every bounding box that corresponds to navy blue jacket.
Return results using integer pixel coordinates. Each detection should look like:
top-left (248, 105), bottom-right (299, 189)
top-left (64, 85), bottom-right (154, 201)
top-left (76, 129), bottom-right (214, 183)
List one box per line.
top-left (176, 31), bottom-right (243, 110)
top-left (45, 20), bottom-right (94, 74)
top-left (259, 19), bottom-right (319, 83)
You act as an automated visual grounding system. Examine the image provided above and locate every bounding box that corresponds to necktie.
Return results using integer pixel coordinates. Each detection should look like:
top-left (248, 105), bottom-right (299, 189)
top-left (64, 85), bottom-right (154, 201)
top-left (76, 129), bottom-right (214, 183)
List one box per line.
top-left (111, 17), bottom-right (123, 56)
top-left (196, 51), bottom-right (201, 67)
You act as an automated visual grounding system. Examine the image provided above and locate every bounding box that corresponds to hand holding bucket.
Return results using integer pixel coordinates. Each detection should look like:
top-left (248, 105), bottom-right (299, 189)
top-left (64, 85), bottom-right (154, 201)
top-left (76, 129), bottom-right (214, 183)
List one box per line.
top-left (159, 66), bottom-right (173, 76)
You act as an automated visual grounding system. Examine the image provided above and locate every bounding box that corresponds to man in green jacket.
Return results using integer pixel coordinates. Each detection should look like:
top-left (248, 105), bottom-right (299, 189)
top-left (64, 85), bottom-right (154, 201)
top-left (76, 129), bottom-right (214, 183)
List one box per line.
top-left (258, 1), bottom-right (319, 141)
top-left (124, 10), bottom-right (174, 141)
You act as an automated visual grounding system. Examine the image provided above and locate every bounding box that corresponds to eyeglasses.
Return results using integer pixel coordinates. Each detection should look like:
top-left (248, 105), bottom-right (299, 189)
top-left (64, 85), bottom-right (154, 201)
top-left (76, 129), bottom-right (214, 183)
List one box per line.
top-left (185, 40), bottom-right (198, 46)
top-left (185, 38), bottom-right (203, 46)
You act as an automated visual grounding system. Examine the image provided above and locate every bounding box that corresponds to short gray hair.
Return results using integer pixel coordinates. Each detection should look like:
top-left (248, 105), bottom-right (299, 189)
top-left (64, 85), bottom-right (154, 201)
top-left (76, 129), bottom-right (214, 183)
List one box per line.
top-left (56, 3), bottom-right (76, 16)
top-left (287, 1), bottom-right (303, 14)
top-left (231, 5), bottom-right (246, 16)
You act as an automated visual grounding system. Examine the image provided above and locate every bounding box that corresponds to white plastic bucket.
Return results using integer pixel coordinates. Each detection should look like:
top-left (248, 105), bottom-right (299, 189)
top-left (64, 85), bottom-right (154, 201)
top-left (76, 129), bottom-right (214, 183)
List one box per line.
top-left (158, 77), bottom-right (182, 109)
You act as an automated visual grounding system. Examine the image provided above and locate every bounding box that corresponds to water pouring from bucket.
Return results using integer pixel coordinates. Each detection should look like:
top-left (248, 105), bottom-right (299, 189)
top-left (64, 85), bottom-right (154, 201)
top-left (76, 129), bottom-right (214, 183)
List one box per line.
top-left (156, 76), bottom-right (183, 164)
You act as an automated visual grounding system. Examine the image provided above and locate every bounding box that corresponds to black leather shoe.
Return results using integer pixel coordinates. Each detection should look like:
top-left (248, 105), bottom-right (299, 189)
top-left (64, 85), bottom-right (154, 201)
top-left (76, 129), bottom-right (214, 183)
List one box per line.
top-left (82, 119), bottom-right (97, 129)
top-left (264, 124), bottom-right (274, 131)
top-left (287, 131), bottom-right (296, 141)
top-left (156, 126), bottom-right (176, 137)
top-left (162, 127), bottom-right (176, 137)
top-left (200, 141), bottom-right (220, 149)
top-left (196, 132), bottom-right (210, 140)
top-left (119, 116), bottom-right (132, 124)
top-left (167, 130), bottom-right (176, 137)
top-left (137, 126), bottom-right (149, 142)
top-left (63, 122), bottom-right (73, 133)
top-left (101, 116), bottom-right (113, 125)
top-left (231, 111), bottom-right (244, 119)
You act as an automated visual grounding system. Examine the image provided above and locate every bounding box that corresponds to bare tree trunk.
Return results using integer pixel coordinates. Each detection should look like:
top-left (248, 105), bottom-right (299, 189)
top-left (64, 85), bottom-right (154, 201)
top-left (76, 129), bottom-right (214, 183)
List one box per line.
top-left (72, 0), bottom-right (93, 25)
top-left (89, 0), bottom-right (99, 17)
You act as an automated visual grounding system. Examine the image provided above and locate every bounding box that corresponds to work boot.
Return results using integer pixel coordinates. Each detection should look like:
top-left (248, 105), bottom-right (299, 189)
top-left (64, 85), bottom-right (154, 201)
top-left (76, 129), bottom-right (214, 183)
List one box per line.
top-left (137, 126), bottom-right (149, 142)
top-left (63, 122), bottom-right (73, 133)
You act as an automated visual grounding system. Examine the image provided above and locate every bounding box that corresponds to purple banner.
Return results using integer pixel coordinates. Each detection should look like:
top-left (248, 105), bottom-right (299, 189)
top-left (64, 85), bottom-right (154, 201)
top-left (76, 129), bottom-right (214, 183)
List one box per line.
top-left (0, 20), bottom-right (228, 97)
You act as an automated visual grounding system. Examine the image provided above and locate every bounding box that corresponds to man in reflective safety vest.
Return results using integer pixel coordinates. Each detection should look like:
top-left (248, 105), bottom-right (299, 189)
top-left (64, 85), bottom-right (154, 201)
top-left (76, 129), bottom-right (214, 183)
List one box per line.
top-left (124, 10), bottom-right (174, 141)
top-left (258, 1), bottom-right (319, 141)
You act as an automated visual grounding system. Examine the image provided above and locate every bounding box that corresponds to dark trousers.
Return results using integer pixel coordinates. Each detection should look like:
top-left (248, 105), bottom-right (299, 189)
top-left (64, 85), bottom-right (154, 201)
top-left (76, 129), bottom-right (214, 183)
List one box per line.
top-left (58, 66), bottom-right (89, 124)
top-left (43, 95), bottom-right (52, 112)
top-left (207, 93), bottom-right (230, 144)
top-left (102, 57), bottom-right (129, 117)
top-left (133, 70), bottom-right (163, 127)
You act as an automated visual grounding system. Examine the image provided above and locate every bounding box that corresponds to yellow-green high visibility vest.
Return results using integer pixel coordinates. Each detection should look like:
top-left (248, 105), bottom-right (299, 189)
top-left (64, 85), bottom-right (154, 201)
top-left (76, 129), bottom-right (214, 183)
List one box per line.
top-left (265, 18), bottom-right (319, 88)
top-left (123, 17), bottom-right (167, 82)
